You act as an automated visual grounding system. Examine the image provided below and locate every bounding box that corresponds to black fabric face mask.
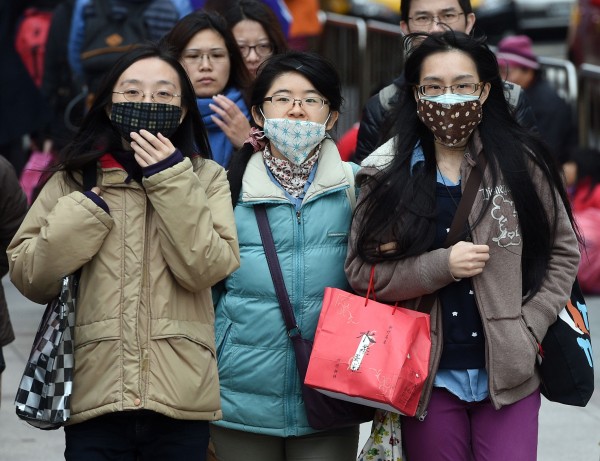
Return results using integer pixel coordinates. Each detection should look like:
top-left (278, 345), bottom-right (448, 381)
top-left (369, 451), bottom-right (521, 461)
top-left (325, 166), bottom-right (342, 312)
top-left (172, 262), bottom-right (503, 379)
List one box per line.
top-left (109, 102), bottom-right (182, 142)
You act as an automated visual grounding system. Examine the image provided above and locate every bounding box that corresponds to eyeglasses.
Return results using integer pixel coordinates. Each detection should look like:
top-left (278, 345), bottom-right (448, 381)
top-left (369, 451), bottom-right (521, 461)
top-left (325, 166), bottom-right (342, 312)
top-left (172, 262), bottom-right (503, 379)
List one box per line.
top-left (408, 12), bottom-right (465, 26)
top-left (417, 82), bottom-right (483, 97)
top-left (182, 50), bottom-right (229, 65)
top-left (263, 96), bottom-right (329, 111)
top-left (112, 89), bottom-right (181, 103)
top-left (238, 43), bottom-right (273, 58)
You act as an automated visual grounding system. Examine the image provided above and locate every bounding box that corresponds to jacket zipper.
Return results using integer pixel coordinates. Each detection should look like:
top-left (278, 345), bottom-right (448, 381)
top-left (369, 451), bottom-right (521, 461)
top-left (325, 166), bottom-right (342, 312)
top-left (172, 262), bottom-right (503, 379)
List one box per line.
top-left (139, 197), bottom-right (151, 404)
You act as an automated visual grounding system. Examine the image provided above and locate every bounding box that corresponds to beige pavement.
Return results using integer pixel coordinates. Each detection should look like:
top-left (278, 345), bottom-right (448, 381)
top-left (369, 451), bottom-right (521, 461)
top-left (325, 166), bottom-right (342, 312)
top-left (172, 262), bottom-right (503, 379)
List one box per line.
top-left (1, 276), bottom-right (599, 460)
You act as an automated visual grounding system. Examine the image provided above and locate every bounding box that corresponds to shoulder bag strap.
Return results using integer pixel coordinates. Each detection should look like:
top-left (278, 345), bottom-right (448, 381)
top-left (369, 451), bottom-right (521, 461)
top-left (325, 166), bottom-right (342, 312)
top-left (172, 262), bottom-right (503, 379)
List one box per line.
top-left (342, 162), bottom-right (357, 211)
top-left (254, 204), bottom-right (300, 336)
top-left (417, 154), bottom-right (487, 313)
top-left (443, 154), bottom-right (487, 247)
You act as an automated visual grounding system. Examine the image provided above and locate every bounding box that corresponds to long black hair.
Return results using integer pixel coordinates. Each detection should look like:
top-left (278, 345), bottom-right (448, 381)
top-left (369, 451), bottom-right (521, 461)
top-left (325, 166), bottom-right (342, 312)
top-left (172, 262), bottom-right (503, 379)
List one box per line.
top-left (56, 42), bottom-right (211, 186)
top-left (227, 50), bottom-right (343, 206)
top-left (355, 31), bottom-right (578, 301)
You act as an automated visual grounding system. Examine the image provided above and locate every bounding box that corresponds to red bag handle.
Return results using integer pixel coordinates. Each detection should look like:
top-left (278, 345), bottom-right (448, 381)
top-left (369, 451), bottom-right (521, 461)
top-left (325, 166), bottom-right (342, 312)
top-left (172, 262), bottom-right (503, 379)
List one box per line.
top-left (365, 266), bottom-right (400, 313)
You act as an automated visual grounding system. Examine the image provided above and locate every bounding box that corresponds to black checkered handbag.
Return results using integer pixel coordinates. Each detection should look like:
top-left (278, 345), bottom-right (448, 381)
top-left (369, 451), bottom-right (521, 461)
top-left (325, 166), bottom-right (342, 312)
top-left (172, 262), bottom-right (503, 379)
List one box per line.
top-left (15, 273), bottom-right (79, 430)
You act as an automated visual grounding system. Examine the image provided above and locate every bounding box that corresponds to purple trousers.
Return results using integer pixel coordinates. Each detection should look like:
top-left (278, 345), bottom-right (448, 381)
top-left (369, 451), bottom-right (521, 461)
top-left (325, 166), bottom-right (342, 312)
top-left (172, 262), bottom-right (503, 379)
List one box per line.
top-left (401, 387), bottom-right (541, 461)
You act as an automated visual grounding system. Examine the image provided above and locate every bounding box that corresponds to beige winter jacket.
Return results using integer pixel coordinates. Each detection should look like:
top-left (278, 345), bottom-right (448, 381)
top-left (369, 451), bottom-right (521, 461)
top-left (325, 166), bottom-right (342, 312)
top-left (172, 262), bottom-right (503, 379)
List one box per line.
top-left (345, 136), bottom-right (580, 419)
top-left (8, 155), bottom-right (240, 424)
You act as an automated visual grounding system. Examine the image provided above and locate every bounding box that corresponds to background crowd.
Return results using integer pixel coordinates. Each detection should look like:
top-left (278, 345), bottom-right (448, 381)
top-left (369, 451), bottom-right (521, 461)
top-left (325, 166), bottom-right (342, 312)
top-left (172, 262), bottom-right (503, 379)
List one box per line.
top-left (0, 1), bottom-right (595, 460)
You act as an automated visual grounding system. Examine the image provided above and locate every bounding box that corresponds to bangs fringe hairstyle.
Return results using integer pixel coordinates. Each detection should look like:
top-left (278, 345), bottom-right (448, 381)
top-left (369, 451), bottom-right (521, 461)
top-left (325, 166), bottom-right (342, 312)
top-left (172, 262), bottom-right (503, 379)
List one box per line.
top-left (354, 31), bottom-right (578, 301)
top-left (223, 0), bottom-right (288, 56)
top-left (160, 10), bottom-right (252, 101)
top-left (56, 42), bottom-right (211, 187)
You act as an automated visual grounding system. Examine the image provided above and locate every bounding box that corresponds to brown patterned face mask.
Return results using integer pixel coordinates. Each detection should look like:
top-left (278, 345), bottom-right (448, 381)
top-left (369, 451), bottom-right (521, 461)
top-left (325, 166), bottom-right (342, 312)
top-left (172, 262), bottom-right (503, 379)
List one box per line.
top-left (417, 98), bottom-right (483, 147)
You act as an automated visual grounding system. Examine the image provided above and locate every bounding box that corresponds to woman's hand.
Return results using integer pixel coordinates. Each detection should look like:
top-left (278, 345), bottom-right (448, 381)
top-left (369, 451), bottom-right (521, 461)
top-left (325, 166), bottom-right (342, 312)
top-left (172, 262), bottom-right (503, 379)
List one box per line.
top-left (209, 94), bottom-right (251, 149)
top-left (90, 186), bottom-right (103, 197)
top-left (130, 130), bottom-right (176, 167)
top-left (449, 241), bottom-right (490, 278)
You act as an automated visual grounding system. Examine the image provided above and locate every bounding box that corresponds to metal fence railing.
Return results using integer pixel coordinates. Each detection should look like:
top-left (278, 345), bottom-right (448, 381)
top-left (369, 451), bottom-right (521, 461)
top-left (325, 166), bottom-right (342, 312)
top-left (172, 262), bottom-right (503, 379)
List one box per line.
top-left (318, 13), bottom-right (403, 135)
top-left (318, 13), bottom-right (599, 151)
top-left (364, 19), bottom-right (404, 99)
top-left (538, 56), bottom-right (578, 123)
top-left (578, 63), bottom-right (600, 150)
top-left (318, 13), bottom-right (367, 135)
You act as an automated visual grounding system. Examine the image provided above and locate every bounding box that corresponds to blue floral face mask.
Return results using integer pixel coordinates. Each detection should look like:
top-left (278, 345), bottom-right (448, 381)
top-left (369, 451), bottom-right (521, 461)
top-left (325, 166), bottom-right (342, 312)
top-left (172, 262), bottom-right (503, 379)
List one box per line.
top-left (262, 116), bottom-right (329, 165)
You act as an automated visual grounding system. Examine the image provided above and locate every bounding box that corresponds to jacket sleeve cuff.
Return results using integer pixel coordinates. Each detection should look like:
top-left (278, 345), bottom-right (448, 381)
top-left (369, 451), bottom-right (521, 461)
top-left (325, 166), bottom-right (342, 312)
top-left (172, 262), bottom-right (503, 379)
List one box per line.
top-left (83, 191), bottom-right (109, 214)
top-left (143, 150), bottom-right (184, 177)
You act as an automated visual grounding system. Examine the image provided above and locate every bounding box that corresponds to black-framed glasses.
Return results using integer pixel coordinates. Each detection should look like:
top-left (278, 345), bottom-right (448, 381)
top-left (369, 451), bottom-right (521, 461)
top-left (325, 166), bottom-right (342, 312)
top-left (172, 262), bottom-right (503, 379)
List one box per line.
top-left (112, 89), bottom-right (181, 103)
top-left (182, 50), bottom-right (229, 65)
top-left (263, 95), bottom-right (329, 111)
top-left (417, 82), bottom-right (483, 97)
top-left (238, 43), bottom-right (273, 58)
top-left (408, 11), bottom-right (465, 26)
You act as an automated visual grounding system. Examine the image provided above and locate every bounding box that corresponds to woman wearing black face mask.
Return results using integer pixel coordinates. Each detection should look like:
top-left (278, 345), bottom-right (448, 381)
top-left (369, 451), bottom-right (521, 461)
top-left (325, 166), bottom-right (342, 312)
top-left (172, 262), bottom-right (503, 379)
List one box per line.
top-left (7, 43), bottom-right (240, 460)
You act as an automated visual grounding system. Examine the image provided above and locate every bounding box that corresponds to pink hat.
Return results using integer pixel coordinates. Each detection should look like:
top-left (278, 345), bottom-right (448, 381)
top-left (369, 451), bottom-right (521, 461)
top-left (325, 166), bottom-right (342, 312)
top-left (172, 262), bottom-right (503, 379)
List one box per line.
top-left (496, 35), bottom-right (540, 70)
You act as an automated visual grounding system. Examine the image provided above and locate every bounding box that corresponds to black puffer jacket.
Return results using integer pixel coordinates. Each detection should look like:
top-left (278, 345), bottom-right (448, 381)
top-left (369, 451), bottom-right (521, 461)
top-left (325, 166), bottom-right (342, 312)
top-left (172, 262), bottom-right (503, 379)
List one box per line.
top-left (352, 74), bottom-right (538, 163)
top-left (0, 156), bottom-right (28, 348)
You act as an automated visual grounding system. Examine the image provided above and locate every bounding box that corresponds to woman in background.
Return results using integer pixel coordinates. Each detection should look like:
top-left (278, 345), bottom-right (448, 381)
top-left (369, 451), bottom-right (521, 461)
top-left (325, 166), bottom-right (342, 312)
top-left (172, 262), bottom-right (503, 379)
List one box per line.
top-left (223, 0), bottom-right (288, 77)
top-left (163, 10), bottom-right (252, 167)
top-left (564, 147), bottom-right (600, 293)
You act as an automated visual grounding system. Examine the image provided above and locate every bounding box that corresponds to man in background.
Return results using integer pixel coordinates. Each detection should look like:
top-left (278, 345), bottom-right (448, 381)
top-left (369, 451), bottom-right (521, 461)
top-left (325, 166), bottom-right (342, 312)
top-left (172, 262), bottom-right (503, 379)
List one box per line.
top-left (353, 0), bottom-right (536, 163)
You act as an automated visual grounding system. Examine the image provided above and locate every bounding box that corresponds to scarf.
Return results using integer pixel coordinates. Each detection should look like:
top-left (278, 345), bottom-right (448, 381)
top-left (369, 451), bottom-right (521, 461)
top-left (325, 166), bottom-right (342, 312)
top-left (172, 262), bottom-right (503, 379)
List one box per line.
top-left (263, 142), bottom-right (321, 198)
top-left (196, 87), bottom-right (249, 168)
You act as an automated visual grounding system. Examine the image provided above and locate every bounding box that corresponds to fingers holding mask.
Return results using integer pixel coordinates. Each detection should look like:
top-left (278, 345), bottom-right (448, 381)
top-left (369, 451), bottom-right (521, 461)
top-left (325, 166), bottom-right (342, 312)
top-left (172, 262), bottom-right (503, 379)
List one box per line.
top-left (130, 130), bottom-right (176, 167)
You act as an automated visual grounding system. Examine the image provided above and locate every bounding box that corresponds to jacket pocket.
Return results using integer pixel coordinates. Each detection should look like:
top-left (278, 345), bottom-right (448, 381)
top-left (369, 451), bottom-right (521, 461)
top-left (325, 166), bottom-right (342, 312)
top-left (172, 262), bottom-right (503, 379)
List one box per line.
top-left (71, 338), bottom-right (121, 415)
top-left (216, 319), bottom-right (233, 363)
top-left (326, 231), bottom-right (349, 243)
top-left (148, 319), bottom-right (220, 413)
top-left (487, 317), bottom-right (538, 392)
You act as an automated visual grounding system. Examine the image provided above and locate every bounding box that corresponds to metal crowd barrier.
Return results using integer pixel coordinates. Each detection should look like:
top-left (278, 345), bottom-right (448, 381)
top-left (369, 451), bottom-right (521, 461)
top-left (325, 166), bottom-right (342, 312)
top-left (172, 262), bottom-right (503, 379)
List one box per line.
top-left (538, 56), bottom-right (578, 123)
top-left (318, 13), bottom-right (595, 148)
top-left (364, 19), bottom-right (404, 99)
top-left (318, 13), bottom-right (403, 135)
top-left (578, 63), bottom-right (600, 150)
top-left (318, 12), bottom-right (367, 135)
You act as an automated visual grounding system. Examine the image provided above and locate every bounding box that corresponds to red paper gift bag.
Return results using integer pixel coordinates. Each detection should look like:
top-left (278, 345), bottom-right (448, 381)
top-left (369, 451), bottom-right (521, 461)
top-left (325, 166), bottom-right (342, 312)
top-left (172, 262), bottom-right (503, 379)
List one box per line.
top-left (305, 286), bottom-right (431, 417)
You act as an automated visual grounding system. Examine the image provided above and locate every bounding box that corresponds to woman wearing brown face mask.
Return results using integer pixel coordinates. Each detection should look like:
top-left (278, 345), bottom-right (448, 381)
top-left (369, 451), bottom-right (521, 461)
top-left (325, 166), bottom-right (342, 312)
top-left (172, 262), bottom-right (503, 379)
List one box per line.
top-left (7, 43), bottom-right (240, 460)
top-left (345, 32), bottom-right (581, 461)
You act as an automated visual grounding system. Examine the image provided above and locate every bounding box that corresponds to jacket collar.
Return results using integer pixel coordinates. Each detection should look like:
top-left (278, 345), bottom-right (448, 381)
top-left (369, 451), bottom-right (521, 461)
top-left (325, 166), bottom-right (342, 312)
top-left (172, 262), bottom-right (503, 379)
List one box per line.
top-left (240, 138), bottom-right (349, 205)
top-left (361, 131), bottom-right (485, 171)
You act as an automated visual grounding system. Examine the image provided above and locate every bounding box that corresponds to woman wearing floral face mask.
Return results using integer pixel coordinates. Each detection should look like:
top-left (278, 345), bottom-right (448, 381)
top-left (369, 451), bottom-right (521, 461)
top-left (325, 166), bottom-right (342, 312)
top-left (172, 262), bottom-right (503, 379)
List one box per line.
top-left (345, 32), bottom-right (580, 461)
top-left (7, 43), bottom-right (240, 460)
top-left (210, 51), bottom-right (362, 461)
